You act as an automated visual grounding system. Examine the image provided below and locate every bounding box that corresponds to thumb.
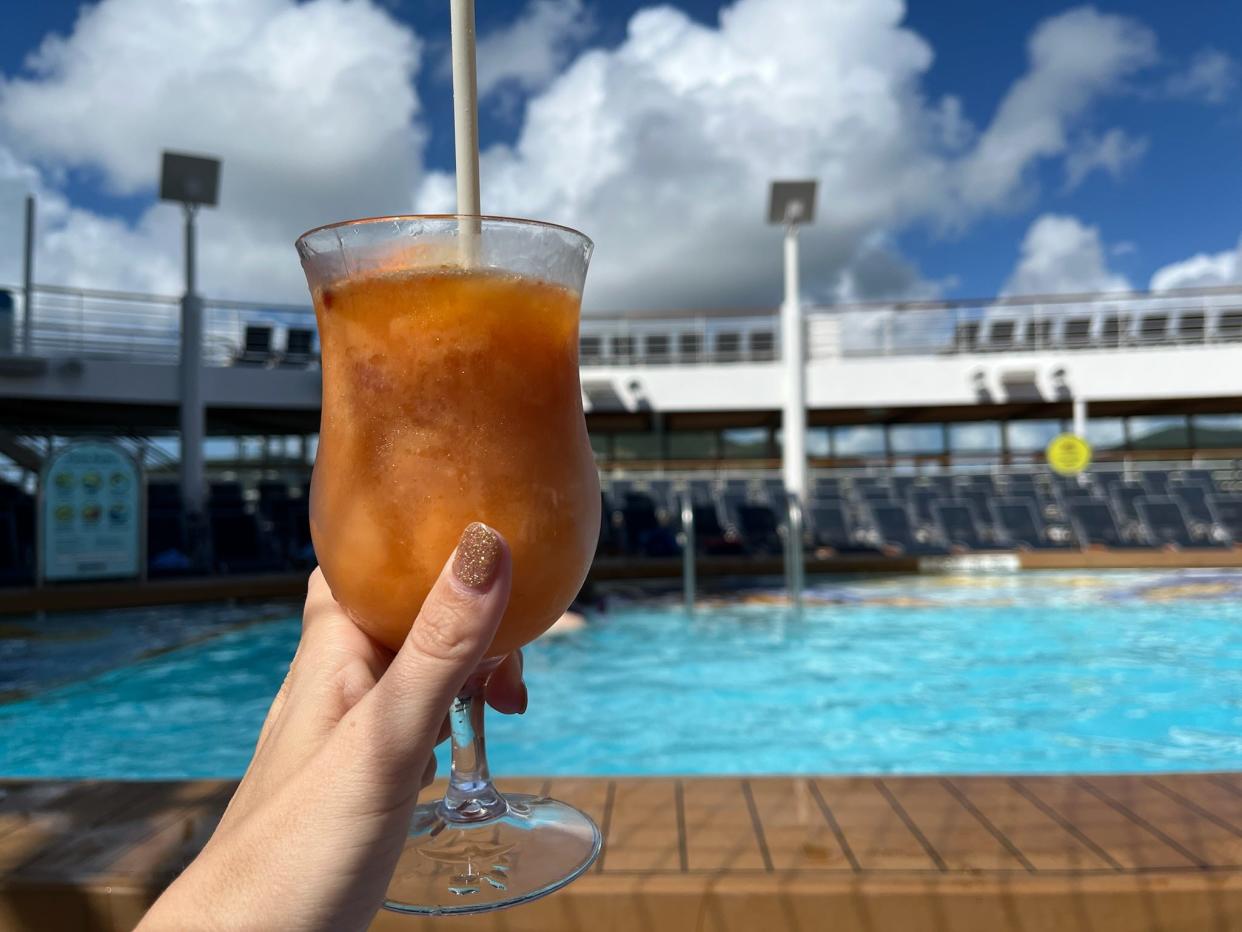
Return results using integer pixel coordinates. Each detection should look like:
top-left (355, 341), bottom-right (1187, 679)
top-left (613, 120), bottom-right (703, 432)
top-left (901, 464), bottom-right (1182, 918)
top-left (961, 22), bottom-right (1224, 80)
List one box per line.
top-left (344, 522), bottom-right (511, 780)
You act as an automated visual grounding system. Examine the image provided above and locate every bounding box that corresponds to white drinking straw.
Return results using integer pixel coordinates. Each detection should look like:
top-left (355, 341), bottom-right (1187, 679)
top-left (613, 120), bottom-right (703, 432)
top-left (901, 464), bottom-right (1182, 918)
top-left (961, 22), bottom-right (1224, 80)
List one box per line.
top-left (450, 0), bottom-right (481, 264)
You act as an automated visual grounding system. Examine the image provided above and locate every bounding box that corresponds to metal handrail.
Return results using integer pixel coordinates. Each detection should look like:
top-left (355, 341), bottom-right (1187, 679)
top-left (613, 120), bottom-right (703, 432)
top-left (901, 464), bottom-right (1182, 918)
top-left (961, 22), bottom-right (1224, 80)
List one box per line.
top-left (601, 456), bottom-right (1242, 485)
top-left (784, 492), bottom-right (805, 612)
top-left (678, 494), bottom-right (696, 614)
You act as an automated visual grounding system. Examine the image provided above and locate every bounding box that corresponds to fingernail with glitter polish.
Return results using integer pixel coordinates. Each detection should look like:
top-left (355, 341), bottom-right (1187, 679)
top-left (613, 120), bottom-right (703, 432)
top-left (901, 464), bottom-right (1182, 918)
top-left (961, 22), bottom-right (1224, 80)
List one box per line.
top-left (452, 522), bottom-right (502, 592)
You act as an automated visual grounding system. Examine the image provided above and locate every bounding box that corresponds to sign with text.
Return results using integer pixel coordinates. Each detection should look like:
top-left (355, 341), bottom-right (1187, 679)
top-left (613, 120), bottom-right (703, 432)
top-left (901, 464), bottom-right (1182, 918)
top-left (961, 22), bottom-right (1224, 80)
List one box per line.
top-left (1045, 433), bottom-right (1092, 476)
top-left (41, 441), bottom-right (142, 581)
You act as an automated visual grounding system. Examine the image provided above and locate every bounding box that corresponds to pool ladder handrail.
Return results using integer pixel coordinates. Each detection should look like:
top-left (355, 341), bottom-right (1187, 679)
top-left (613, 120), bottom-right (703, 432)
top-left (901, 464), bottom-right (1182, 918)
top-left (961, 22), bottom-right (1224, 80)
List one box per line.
top-left (784, 491), bottom-right (805, 612)
top-left (678, 491), bottom-right (802, 613)
top-left (679, 493), bottom-right (696, 613)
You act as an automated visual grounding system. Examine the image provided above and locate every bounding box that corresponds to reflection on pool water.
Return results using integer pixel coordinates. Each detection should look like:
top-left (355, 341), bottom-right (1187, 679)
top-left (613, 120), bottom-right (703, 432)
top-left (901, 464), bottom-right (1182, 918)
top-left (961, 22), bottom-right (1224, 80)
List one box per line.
top-left (3, 570), bottom-right (1242, 779)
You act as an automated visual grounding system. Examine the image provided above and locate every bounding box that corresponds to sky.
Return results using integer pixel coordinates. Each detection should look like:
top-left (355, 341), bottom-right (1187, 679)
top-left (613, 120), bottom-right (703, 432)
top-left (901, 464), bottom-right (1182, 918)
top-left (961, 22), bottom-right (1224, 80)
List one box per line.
top-left (0, 0), bottom-right (1239, 312)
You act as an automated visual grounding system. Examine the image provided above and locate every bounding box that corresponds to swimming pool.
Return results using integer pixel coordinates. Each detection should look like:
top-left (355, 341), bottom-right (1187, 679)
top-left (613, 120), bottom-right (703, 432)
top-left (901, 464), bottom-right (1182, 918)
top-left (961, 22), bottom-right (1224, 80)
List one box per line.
top-left (3, 570), bottom-right (1241, 778)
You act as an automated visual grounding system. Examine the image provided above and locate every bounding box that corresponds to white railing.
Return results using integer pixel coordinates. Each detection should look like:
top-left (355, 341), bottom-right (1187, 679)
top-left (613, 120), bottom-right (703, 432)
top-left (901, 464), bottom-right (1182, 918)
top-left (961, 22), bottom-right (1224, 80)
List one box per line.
top-left (580, 284), bottom-right (1242, 364)
top-left (0, 283), bottom-right (317, 367)
top-left (2, 281), bottom-right (1241, 368)
top-left (580, 309), bottom-right (779, 366)
top-left (9, 284), bottom-right (182, 362)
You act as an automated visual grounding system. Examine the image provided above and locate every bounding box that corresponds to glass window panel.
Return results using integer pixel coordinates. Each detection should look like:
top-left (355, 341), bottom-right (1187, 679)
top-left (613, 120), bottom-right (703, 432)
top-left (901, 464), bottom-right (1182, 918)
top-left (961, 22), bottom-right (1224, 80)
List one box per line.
top-left (205, 438), bottom-right (234, 462)
top-left (1128, 415), bottom-right (1188, 450)
top-left (1192, 414), bottom-right (1242, 448)
top-left (1005, 420), bottom-right (1062, 453)
top-left (948, 422), bottom-right (1002, 453)
top-left (589, 433), bottom-right (610, 459)
top-left (889, 424), bottom-right (945, 454)
top-left (667, 431), bottom-right (719, 459)
top-left (722, 427), bottom-right (769, 458)
top-left (806, 427), bottom-right (830, 457)
top-left (613, 432), bottom-right (662, 460)
top-left (775, 427), bottom-right (830, 456)
top-left (1085, 418), bottom-right (1125, 450)
top-left (832, 425), bottom-right (885, 457)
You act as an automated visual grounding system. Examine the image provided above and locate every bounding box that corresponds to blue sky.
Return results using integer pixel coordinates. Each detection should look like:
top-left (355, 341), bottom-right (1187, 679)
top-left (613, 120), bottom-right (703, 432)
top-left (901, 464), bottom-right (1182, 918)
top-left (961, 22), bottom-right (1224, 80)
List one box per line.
top-left (0, 0), bottom-right (1238, 307)
top-left (901, 0), bottom-right (1242, 296)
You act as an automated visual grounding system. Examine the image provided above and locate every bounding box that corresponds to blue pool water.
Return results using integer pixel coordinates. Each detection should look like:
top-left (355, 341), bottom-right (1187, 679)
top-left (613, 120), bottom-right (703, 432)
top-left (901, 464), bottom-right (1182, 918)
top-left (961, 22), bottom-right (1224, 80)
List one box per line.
top-left (3, 570), bottom-right (1242, 778)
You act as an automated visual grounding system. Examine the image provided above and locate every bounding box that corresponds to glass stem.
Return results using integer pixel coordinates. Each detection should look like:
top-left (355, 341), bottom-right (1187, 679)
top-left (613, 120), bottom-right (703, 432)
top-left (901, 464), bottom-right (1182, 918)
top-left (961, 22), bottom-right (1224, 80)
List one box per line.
top-left (440, 662), bottom-right (507, 823)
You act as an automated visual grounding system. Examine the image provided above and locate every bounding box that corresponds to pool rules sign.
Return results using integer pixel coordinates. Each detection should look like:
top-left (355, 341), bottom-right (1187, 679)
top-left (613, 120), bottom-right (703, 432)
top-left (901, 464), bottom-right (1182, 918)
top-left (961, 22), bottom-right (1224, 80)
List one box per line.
top-left (40, 441), bottom-right (142, 582)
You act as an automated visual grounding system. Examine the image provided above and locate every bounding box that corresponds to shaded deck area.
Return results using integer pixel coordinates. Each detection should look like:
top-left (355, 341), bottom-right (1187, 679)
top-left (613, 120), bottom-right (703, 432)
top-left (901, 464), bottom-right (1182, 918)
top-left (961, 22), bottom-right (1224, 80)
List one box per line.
top-left (2, 774), bottom-right (1241, 931)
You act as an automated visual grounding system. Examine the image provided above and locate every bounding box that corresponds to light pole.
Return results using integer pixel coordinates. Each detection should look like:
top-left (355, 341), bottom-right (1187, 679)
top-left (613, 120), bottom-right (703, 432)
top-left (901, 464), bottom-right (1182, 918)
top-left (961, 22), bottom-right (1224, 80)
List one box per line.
top-left (1052, 367), bottom-right (1088, 438)
top-left (22, 195), bottom-right (34, 355)
top-left (767, 180), bottom-right (818, 504)
top-left (159, 151), bottom-right (221, 517)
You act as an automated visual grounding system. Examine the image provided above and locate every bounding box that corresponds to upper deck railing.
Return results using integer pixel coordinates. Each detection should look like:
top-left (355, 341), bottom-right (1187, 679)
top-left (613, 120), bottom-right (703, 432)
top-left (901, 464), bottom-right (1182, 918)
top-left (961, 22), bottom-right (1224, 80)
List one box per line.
top-left (1, 281), bottom-right (1241, 368)
top-left (578, 284), bottom-right (1242, 364)
top-left (0, 283), bottom-right (316, 367)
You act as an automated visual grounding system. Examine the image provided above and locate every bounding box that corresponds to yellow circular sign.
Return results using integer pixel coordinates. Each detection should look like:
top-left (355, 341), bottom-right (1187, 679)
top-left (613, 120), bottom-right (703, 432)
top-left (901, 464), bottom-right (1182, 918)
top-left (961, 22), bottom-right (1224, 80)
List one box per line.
top-left (1046, 433), bottom-right (1092, 475)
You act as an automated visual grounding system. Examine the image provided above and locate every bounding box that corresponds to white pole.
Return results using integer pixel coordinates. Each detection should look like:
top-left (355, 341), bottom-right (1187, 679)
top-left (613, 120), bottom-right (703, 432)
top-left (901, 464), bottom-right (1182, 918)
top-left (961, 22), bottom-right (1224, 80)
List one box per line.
top-left (1071, 395), bottom-right (1088, 486)
top-left (1072, 396), bottom-right (1087, 439)
top-left (781, 225), bottom-right (806, 503)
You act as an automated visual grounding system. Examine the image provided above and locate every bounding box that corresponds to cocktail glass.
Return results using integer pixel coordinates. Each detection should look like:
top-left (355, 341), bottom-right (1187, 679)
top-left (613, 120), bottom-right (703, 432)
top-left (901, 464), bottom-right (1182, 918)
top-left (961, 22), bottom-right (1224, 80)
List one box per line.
top-left (296, 215), bottom-right (600, 914)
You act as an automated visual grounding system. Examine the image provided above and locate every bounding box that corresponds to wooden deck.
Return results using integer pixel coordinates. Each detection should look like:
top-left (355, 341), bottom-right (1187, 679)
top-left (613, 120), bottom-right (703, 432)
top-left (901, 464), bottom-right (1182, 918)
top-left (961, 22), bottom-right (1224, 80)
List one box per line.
top-left (2, 774), bottom-right (1242, 931)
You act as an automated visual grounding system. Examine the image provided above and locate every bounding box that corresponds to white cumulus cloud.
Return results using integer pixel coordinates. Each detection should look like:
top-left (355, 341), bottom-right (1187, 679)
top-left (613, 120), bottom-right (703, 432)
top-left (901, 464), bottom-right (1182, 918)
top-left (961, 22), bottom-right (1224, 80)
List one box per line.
top-left (0, 0), bottom-right (424, 298)
top-left (0, 0), bottom-right (1164, 312)
top-left (475, 0), bottom-right (592, 98)
top-left (421, 1), bottom-right (1158, 310)
top-left (421, 0), bottom-right (963, 309)
top-left (1003, 213), bottom-right (1130, 296)
top-left (1150, 238), bottom-right (1242, 291)
top-left (957, 6), bottom-right (1156, 210)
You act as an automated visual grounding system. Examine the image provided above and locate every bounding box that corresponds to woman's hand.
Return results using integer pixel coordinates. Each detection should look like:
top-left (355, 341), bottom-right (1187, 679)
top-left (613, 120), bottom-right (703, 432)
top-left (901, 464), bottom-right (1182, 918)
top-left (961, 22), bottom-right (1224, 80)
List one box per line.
top-left (140, 522), bottom-right (521, 932)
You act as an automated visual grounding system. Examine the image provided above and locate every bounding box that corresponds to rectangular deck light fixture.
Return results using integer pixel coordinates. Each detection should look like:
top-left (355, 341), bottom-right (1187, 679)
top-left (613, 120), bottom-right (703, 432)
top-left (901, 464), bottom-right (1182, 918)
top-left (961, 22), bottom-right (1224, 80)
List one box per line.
top-left (159, 152), bottom-right (221, 207)
top-left (767, 180), bottom-right (817, 227)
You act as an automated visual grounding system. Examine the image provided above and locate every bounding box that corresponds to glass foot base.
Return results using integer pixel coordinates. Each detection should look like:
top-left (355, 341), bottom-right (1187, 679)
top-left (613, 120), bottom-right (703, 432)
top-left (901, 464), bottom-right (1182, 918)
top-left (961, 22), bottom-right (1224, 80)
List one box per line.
top-left (382, 794), bottom-right (602, 916)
